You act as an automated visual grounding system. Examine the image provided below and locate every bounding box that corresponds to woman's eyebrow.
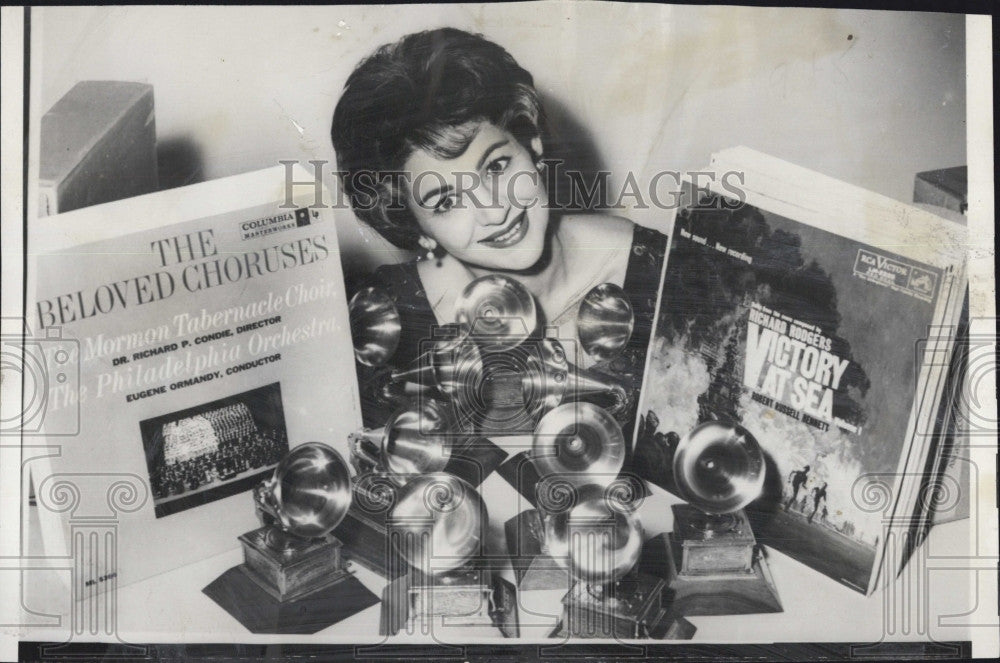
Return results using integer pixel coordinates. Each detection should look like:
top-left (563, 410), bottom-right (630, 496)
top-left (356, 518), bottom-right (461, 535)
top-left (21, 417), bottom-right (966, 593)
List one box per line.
top-left (476, 139), bottom-right (509, 170)
top-left (420, 184), bottom-right (453, 206)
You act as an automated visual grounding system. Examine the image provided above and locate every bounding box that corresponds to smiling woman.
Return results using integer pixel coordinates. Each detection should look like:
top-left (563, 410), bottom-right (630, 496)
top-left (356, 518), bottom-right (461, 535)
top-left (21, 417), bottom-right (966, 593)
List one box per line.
top-left (331, 27), bottom-right (667, 439)
top-left (404, 122), bottom-right (548, 271)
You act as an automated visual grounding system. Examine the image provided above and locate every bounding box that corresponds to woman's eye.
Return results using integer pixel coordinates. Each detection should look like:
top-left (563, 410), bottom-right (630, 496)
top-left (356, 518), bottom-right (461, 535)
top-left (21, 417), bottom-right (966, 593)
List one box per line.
top-left (434, 195), bottom-right (457, 214)
top-left (485, 156), bottom-right (511, 175)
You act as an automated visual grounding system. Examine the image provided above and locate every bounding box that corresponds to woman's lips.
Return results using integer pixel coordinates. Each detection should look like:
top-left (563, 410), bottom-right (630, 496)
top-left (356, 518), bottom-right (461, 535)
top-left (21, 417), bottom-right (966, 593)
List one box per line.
top-left (479, 211), bottom-right (528, 248)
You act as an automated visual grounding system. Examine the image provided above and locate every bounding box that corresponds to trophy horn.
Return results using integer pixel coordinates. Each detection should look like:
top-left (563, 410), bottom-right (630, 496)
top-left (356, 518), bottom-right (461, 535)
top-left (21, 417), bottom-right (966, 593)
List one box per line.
top-left (389, 325), bottom-right (483, 399)
top-left (521, 338), bottom-right (570, 417)
top-left (530, 402), bottom-right (626, 489)
top-left (388, 473), bottom-right (486, 576)
top-left (254, 442), bottom-right (353, 548)
top-left (454, 274), bottom-right (537, 348)
top-left (522, 339), bottom-right (631, 419)
top-left (577, 283), bottom-right (634, 362)
top-left (382, 400), bottom-right (453, 477)
top-left (369, 365), bottom-right (433, 410)
top-left (349, 287), bottom-right (402, 367)
top-left (542, 483), bottom-right (643, 585)
top-left (348, 400), bottom-right (453, 481)
top-left (672, 420), bottom-right (765, 516)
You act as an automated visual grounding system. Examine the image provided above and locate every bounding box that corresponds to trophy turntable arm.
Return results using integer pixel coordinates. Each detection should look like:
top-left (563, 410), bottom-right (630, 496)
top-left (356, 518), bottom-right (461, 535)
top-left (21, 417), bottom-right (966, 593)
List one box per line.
top-left (348, 431), bottom-right (383, 476)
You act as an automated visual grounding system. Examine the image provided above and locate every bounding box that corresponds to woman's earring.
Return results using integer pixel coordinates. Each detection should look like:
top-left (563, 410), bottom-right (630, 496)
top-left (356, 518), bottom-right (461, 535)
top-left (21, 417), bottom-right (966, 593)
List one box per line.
top-left (418, 236), bottom-right (439, 265)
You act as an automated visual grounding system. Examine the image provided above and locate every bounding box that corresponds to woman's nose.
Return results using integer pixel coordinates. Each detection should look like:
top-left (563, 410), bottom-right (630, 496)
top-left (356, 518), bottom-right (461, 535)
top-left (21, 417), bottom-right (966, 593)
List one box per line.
top-left (475, 182), bottom-right (510, 227)
top-left (477, 204), bottom-right (509, 228)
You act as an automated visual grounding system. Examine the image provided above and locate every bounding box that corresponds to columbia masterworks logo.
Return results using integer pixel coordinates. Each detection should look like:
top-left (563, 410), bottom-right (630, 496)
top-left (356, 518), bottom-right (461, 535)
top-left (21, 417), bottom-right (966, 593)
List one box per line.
top-left (240, 207), bottom-right (316, 240)
top-left (852, 249), bottom-right (938, 303)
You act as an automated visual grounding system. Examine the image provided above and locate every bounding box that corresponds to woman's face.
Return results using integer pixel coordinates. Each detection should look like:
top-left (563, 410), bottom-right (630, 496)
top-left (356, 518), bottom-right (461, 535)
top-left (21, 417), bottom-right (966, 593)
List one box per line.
top-left (404, 122), bottom-right (550, 272)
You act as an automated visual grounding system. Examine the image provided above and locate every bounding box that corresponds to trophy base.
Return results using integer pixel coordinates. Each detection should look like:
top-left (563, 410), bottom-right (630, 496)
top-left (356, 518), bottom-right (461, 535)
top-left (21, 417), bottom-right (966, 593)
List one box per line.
top-left (444, 436), bottom-right (509, 487)
top-left (410, 568), bottom-right (495, 629)
top-left (204, 526), bottom-right (379, 633)
top-left (667, 553), bottom-right (783, 616)
top-left (380, 565), bottom-right (519, 637)
top-left (553, 572), bottom-right (693, 640)
top-left (504, 509), bottom-right (571, 591)
top-left (671, 504), bottom-right (756, 575)
top-left (667, 505), bottom-right (782, 616)
top-left (333, 477), bottom-right (409, 579)
top-left (203, 565), bottom-right (379, 634)
top-left (238, 526), bottom-right (349, 602)
top-left (335, 503), bottom-right (402, 579)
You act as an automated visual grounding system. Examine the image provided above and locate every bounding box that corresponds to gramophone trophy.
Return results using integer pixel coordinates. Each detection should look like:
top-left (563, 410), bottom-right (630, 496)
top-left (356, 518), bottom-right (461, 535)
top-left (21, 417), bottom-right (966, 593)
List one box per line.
top-left (362, 275), bottom-right (633, 437)
top-left (530, 401), bottom-right (626, 486)
top-left (450, 275), bottom-right (633, 430)
top-left (504, 402), bottom-right (626, 590)
top-left (442, 327), bottom-right (633, 433)
top-left (667, 420), bottom-right (782, 615)
top-left (454, 273), bottom-right (538, 345)
top-left (385, 324), bottom-right (484, 413)
top-left (447, 274), bottom-right (542, 435)
top-left (520, 337), bottom-right (633, 420)
top-left (349, 286), bottom-right (402, 368)
top-left (346, 398), bottom-right (453, 480)
top-left (239, 442), bottom-right (353, 600)
top-left (577, 282), bottom-right (634, 362)
top-left (382, 473), bottom-right (515, 636)
top-left (361, 273), bottom-right (532, 410)
top-left (336, 399), bottom-right (453, 577)
top-left (455, 276), bottom-right (636, 361)
top-left (549, 483), bottom-right (683, 639)
top-left (203, 443), bottom-right (380, 633)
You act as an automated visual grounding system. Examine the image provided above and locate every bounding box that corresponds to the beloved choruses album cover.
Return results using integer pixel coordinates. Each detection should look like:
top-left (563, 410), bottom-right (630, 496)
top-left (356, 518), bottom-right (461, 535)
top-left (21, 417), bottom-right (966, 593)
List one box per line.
top-left (26, 167), bottom-right (361, 594)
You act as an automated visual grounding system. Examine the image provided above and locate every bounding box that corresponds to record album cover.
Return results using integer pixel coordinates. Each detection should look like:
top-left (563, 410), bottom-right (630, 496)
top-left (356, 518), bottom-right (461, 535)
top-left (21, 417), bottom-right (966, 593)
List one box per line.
top-left (634, 152), bottom-right (966, 593)
top-left (26, 166), bottom-right (360, 595)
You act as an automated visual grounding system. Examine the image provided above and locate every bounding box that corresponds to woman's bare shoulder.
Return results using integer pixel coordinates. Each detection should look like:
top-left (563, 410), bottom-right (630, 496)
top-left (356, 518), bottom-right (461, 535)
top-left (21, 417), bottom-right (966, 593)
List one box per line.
top-left (558, 213), bottom-right (635, 248)
top-left (555, 213), bottom-right (636, 286)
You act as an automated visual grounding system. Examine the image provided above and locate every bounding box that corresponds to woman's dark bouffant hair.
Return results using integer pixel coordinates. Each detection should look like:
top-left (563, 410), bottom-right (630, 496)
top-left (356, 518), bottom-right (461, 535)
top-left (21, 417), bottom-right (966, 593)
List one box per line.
top-left (331, 28), bottom-right (544, 250)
